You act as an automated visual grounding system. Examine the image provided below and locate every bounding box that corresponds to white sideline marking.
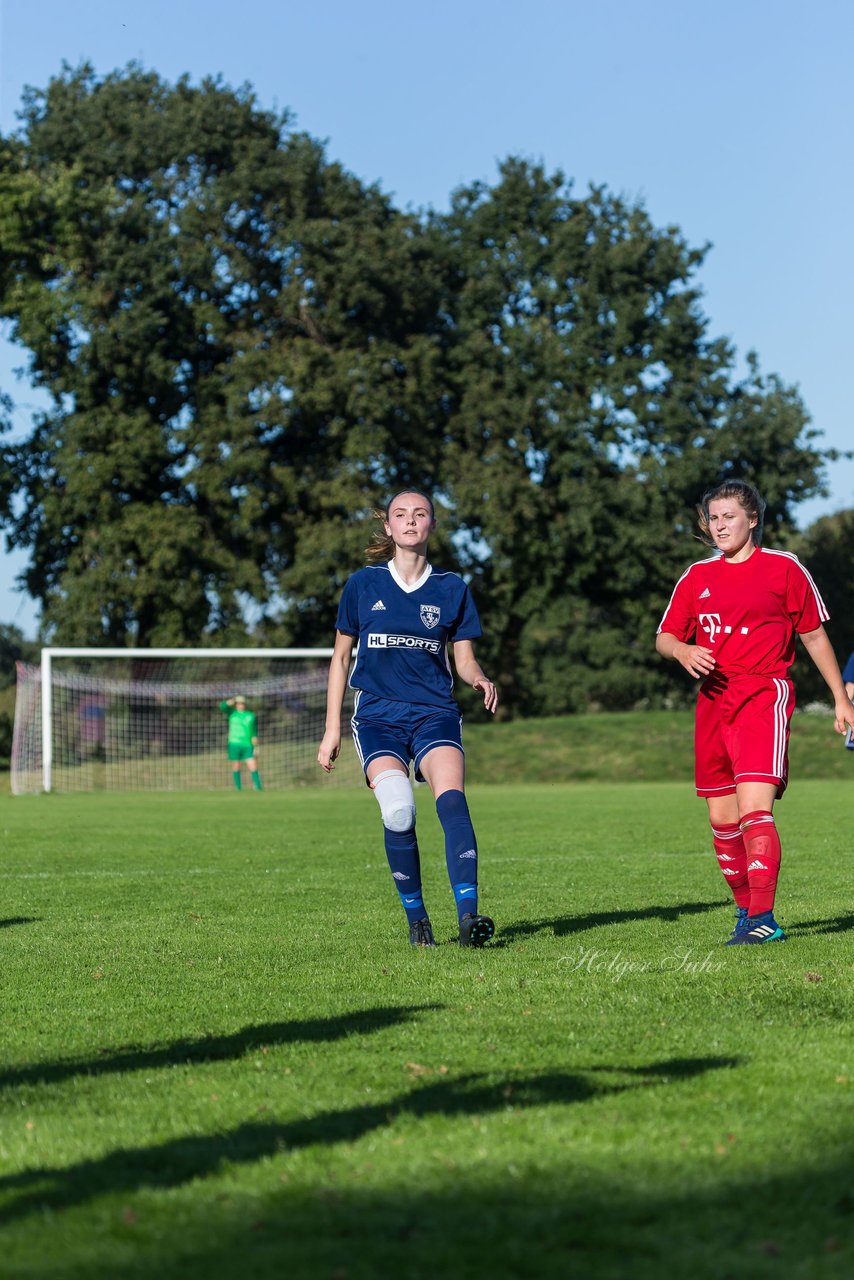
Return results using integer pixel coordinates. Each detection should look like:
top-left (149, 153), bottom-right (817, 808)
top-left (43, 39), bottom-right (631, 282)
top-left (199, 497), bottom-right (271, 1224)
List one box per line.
top-left (0, 866), bottom-right (255, 880)
top-left (2, 846), bottom-right (705, 880)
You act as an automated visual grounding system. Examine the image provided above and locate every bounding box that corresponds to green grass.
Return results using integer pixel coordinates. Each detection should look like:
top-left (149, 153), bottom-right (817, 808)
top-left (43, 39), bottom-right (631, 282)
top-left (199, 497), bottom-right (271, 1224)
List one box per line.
top-left (0, 783), bottom-right (852, 1278)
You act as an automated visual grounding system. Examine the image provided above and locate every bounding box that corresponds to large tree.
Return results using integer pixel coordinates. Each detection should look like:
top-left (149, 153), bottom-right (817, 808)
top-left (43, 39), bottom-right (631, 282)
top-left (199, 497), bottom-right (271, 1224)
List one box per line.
top-left (0, 64), bottom-right (447, 645)
top-left (0, 71), bottom-right (834, 712)
top-left (432, 161), bottom-right (828, 712)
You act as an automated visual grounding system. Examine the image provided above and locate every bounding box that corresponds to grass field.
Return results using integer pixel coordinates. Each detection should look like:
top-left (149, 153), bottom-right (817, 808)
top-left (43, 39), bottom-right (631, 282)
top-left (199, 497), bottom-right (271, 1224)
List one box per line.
top-left (0, 775), bottom-right (852, 1279)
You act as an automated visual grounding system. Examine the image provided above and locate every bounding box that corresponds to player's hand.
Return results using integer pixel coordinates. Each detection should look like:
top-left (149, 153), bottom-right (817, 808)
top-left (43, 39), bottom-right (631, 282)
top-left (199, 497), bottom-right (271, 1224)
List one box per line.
top-left (675, 643), bottom-right (716, 679)
top-left (472, 677), bottom-right (498, 715)
top-left (832, 696), bottom-right (854, 735)
top-left (317, 731), bottom-right (341, 772)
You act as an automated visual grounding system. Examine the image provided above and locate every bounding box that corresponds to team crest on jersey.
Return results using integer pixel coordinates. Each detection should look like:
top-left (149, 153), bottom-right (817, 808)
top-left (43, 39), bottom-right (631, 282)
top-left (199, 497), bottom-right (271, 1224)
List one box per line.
top-left (420, 604), bottom-right (441, 629)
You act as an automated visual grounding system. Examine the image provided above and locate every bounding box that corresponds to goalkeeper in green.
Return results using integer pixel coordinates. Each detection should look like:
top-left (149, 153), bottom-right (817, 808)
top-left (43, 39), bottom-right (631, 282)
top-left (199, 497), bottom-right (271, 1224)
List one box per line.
top-left (220, 695), bottom-right (262, 791)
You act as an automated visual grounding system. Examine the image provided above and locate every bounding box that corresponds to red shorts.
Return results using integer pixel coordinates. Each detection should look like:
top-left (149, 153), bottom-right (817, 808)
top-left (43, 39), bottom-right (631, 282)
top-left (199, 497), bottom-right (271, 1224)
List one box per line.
top-left (694, 675), bottom-right (794, 798)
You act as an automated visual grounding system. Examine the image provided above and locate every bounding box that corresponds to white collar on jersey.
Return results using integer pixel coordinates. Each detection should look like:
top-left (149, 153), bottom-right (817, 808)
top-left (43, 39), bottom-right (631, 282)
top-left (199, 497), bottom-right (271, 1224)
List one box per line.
top-left (388, 559), bottom-right (433, 593)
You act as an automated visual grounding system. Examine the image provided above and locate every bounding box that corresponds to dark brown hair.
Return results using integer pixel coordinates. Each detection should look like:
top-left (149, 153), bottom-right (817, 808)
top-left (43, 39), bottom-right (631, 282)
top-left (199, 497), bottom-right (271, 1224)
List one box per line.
top-left (697, 479), bottom-right (766, 548)
top-left (364, 490), bottom-right (435, 562)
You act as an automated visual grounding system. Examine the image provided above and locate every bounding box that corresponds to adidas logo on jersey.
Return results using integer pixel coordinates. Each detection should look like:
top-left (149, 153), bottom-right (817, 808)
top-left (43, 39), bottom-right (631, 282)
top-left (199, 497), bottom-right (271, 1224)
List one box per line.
top-left (721, 868), bottom-right (738, 876)
top-left (371, 600), bottom-right (386, 611)
top-left (716, 852), bottom-right (735, 861)
top-left (699, 587), bottom-right (711, 599)
top-left (747, 859), bottom-right (768, 871)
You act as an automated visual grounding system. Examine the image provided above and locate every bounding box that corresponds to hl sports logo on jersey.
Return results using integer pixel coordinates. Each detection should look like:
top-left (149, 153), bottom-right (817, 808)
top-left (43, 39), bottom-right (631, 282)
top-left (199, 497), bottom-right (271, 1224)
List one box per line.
top-left (698, 613), bottom-right (751, 644)
top-left (367, 633), bottom-right (443, 654)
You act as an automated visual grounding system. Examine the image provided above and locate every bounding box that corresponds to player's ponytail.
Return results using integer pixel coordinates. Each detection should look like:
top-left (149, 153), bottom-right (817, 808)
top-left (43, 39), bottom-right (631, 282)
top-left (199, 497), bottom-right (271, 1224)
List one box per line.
top-left (697, 479), bottom-right (766, 548)
top-left (365, 510), bottom-right (396, 562)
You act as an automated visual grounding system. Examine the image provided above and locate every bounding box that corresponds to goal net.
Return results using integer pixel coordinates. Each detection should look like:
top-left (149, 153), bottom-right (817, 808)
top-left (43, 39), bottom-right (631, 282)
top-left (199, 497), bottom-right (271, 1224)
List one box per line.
top-left (12, 648), bottom-right (361, 794)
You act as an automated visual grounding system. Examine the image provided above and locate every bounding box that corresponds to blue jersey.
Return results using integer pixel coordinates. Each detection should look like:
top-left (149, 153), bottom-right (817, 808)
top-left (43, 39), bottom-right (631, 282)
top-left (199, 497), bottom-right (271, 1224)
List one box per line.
top-left (336, 561), bottom-right (483, 710)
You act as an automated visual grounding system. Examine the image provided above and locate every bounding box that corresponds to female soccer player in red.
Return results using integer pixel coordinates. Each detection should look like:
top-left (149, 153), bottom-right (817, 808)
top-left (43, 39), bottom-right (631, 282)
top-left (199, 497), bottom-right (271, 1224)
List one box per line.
top-left (656, 480), bottom-right (854, 944)
top-left (317, 491), bottom-right (498, 948)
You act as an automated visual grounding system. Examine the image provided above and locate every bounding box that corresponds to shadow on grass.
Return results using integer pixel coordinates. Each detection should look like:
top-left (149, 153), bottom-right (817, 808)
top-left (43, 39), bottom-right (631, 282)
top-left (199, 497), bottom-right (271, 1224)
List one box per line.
top-left (586, 1056), bottom-right (738, 1079)
top-left (786, 913), bottom-right (854, 936)
top-left (0, 1055), bottom-right (738, 1226)
top-left (0, 1005), bottom-right (438, 1091)
top-left (94, 1153), bottom-right (854, 1280)
top-left (496, 900), bottom-right (729, 944)
top-left (0, 917), bottom-right (40, 929)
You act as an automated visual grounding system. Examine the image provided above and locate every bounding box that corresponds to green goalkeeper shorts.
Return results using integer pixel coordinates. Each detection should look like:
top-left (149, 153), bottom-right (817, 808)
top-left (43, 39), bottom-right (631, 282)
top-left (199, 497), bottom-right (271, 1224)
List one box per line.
top-left (228, 744), bottom-right (255, 762)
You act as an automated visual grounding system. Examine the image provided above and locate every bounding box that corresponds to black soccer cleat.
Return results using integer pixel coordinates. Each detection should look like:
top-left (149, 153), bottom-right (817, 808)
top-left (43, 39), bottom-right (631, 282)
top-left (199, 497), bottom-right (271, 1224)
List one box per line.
top-left (409, 917), bottom-right (437, 947)
top-left (459, 912), bottom-right (495, 947)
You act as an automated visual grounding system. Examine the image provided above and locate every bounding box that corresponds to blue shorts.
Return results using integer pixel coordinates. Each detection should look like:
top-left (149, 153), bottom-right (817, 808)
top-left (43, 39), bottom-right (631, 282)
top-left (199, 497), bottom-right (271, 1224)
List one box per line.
top-left (351, 692), bottom-right (464, 782)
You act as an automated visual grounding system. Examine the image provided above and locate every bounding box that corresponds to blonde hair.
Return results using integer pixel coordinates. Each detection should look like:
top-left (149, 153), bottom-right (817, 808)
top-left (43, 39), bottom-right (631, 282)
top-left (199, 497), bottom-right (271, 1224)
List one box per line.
top-left (696, 479), bottom-right (766, 548)
top-left (364, 490), bottom-right (435, 563)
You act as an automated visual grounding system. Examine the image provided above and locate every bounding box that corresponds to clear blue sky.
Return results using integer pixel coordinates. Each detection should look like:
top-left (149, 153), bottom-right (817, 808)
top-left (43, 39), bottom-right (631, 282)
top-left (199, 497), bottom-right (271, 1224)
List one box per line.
top-left (1, 0), bottom-right (852, 637)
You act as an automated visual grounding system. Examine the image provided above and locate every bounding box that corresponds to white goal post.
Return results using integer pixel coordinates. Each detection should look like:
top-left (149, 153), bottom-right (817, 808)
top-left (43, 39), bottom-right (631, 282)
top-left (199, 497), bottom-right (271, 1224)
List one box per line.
top-left (12, 648), bottom-right (360, 795)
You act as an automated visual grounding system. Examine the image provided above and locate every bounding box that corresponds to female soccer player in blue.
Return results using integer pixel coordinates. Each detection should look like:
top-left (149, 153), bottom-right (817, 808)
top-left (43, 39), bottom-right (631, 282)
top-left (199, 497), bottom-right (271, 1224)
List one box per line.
top-left (317, 491), bottom-right (498, 947)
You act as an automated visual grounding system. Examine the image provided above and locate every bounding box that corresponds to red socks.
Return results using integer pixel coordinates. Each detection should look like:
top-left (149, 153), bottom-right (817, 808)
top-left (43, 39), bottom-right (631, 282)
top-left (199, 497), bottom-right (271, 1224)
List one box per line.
top-left (710, 822), bottom-right (750, 909)
top-left (740, 810), bottom-right (781, 916)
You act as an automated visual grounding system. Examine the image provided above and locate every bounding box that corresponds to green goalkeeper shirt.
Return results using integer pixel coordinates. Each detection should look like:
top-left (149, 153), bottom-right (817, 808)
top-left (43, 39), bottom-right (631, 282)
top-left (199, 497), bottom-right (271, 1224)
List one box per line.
top-left (220, 703), bottom-right (257, 746)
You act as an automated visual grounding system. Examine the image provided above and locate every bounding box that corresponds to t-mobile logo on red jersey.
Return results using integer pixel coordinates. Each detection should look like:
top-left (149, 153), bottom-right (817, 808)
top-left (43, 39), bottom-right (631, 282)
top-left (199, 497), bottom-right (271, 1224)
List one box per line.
top-left (699, 613), bottom-right (750, 644)
top-left (699, 613), bottom-right (722, 642)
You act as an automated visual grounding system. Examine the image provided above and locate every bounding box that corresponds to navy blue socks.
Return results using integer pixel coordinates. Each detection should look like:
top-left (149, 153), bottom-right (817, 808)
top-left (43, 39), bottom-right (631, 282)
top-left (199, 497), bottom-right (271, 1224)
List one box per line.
top-left (383, 827), bottom-right (426, 923)
top-left (436, 789), bottom-right (478, 922)
top-left (384, 791), bottom-right (480, 928)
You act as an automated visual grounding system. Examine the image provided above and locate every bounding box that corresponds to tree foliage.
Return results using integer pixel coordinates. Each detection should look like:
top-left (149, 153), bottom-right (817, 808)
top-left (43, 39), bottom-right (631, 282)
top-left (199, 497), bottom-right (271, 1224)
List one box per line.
top-left (430, 162), bottom-right (828, 711)
top-left (0, 623), bottom-right (38, 765)
top-left (790, 510), bottom-right (854, 703)
top-left (0, 622), bottom-right (37, 689)
top-left (0, 65), bottom-right (835, 712)
top-left (0, 64), bottom-right (447, 645)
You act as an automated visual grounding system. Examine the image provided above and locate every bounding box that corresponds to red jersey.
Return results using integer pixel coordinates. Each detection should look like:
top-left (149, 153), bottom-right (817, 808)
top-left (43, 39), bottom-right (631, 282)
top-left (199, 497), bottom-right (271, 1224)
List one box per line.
top-left (657, 547), bottom-right (828, 679)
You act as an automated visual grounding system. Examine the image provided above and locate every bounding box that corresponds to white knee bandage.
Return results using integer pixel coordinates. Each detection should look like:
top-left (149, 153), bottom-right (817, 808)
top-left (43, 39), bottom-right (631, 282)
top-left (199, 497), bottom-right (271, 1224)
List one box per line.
top-left (371, 769), bottom-right (416, 833)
